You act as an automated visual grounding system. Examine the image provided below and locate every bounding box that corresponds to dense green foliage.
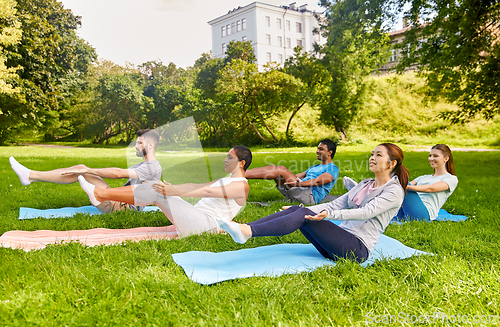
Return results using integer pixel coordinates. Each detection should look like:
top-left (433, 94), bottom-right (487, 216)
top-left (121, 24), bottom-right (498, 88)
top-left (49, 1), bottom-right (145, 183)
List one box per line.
top-left (0, 0), bottom-right (96, 144)
top-left (397, 0), bottom-right (500, 122)
top-left (317, 0), bottom-right (395, 140)
top-left (0, 0), bottom-right (21, 94)
top-left (1, 0), bottom-right (498, 147)
top-left (0, 146), bottom-right (499, 325)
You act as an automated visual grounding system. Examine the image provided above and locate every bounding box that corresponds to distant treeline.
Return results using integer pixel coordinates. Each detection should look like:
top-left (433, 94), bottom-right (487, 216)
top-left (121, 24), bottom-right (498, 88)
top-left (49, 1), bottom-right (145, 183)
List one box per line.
top-left (0, 0), bottom-right (497, 145)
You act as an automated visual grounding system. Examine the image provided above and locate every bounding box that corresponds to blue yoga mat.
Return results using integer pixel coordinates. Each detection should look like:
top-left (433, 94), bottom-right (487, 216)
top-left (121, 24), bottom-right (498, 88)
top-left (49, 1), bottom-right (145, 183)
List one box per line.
top-left (434, 209), bottom-right (468, 221)
top-left (391, 209), bottom-right (468, 224)
top-left (172, 233), bottom-right (431, 285)
top-left (18, 206), bottom-right (161, 219)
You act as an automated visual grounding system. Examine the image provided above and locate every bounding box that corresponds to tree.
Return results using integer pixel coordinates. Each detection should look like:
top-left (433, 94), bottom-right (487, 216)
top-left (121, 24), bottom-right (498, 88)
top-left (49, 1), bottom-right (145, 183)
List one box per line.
top-left (223, 40), bottom-right (256, 64)
top-left (139, 60), bottom-right (187, 128)
top-left (194, 41), bottom-right (256, 101)
top-left (87, 72), bottom-right (153, 143)
top-left (0, 0), bottom-right (96, 143)
top-left (317, 0), bottom-right (395, 140)
top-left (284, 47), bottom-right (331, 138)
top-left (0, 0), bottom-right (21, 94)
top-left (217, 59), bottom-right (302, 143)
top-left (397, 0), bottom-right (500, 122)
top-left (194, 56), bottom-right (224, 100)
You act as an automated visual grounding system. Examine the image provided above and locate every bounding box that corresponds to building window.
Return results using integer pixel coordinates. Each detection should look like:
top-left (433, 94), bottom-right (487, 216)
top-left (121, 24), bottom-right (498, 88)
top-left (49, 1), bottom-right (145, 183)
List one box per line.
top-left (242, 36), bottom-right (247, 42)
top-left (277, 18), bottom-right (282, 29)
top-left (278, 54), bottom-right (283, 65)
top-left (389, 49), bottom-right (398, 62)
top-left (226, 24), bottom-right (231, 36)
top-left (297, 39), bottom-right (303, 47)
top-left (242, 18), bottom-right (246, 30)
top-left (286, 20), bottom-right (290, 31)
top-left (222, 43), bottom-right (226, 54)
top-left (221, 26), bottom-right (226, 37)
top-left (266, 52), bottom-right (272, 62)
top-left (237, 20), bottom-right (241, 32)
top-left (277, 36), bottom-right (282, 47)
top-left (286, 37), bottom-right (291, 48)
top-left (231, 22), bottom-right (235, 34)
top-left (296, 22), bottom-right (302, 33)
top-left (265, 16), bottom-right (270, 27)
top-left (266, 34), bottom-right (271, 45)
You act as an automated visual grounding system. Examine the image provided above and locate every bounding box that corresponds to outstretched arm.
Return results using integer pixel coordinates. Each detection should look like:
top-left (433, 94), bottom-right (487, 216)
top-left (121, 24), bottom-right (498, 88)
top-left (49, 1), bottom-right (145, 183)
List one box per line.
top-left (63, 167), bottom-right (138, 180)
top-left (295, 172), bottom-right (307, 179)
top-left (152, 180), bottom-right (249, 201)
top-left (284, 172), bottom-right (334, 188)
top-left (407, 181), bottom-right (450, 193)
top-left (152, 180), bottom-right (216, 195)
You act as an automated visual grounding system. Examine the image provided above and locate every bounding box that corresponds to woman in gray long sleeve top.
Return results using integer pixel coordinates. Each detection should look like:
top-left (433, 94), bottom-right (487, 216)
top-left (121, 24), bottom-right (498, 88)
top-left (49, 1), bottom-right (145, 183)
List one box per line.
top-left (217, 143), bottom-right (409, 263)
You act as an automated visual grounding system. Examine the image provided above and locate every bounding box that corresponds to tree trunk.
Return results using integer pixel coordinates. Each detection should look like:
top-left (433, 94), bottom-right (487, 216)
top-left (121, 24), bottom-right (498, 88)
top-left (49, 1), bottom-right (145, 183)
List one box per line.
top-left (286, 101), bottom-right (306, 137)
top-left (124, 104), bottom-right (140, 130)
top-left (233, 123), bottom-right (249, 144)
top-left (337, 126), bottom-right (347, 142)
top-left (242, 100), bottom-right (271, 143)
top-left (251, 97), bottom-right (279, 143)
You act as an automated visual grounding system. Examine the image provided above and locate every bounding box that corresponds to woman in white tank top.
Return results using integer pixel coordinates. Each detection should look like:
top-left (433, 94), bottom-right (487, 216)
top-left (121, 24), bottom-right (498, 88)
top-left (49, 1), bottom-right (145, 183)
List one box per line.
top-left (78, 146), bottom-right (252, 237)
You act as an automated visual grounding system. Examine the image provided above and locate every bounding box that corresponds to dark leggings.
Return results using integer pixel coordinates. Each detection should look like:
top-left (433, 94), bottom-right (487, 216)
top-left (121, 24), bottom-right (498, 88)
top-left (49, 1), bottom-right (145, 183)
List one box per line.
top-left (248, 206), bottom-right (369, 263)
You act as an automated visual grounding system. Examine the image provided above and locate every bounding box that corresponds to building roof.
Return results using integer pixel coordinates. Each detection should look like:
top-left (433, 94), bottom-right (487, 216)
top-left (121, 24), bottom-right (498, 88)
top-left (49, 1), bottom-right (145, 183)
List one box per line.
top-left (207, 1), bottom-right (318, 25)
top-left (389, 26), bottom-right (412, 37)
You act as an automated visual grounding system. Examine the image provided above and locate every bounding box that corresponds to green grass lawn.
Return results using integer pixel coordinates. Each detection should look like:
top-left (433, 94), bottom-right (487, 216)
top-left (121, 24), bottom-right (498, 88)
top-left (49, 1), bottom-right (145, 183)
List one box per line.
top-left (0, 145), bottom-right (499, 326)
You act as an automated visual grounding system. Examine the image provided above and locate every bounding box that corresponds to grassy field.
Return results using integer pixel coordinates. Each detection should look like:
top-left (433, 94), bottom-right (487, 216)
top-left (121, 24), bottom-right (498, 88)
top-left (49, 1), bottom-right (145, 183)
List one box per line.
top-left (0, 145), bottom-right (499, 326)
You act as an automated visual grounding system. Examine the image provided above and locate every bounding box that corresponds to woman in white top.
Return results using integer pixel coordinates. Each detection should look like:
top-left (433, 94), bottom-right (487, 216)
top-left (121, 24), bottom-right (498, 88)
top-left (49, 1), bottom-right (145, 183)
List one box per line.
top-left (394, 144), bottom-right (458, 221)
top-left (78, 146), bottom-right (251, 237)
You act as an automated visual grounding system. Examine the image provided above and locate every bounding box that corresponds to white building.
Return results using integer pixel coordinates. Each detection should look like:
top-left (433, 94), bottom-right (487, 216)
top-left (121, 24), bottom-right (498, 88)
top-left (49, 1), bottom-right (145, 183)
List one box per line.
top-left (207, 2), bottom-right (325, 69)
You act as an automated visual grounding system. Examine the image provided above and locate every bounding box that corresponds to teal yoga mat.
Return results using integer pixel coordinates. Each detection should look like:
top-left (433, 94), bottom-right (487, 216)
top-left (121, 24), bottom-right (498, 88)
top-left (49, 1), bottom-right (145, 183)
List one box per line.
top-left (172, 233), bottom-right (431, 285)
top-left (391, 209), bottom-right (468, 223)
top-left (18, 206), bottom-right (161, 219)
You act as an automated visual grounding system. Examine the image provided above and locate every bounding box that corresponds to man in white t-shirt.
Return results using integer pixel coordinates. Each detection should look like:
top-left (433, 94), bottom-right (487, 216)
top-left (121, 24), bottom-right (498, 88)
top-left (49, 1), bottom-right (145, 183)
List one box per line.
top-left (9, 129), bottom-right (162, 213)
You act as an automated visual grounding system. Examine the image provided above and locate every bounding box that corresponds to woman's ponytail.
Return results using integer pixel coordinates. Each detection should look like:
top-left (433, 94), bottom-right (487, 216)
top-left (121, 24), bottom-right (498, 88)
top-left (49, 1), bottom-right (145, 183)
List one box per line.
top-left (394, 164), bottom-right (409, 192)
top-left (380, 143), bottom-right (409, 192)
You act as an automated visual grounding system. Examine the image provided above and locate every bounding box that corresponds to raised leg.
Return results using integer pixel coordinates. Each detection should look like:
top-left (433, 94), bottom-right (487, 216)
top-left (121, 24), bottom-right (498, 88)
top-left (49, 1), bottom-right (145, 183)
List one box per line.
top-left (29, 164), bottom-right (112, 185)
top-left (245, 165), bottom-right (298, 184)
top-left (94, 185), bottom-right (135, 204)
top-left (217, 206), bottom-right (308, 243)
top-left (134, 182), bottom-right (218, 236)
top-left (299, 221), bottom-right (369, 262)
top-left (248, 207), bottom-right (315, 237)
top-left (79, 176), bottom-right (131, 213)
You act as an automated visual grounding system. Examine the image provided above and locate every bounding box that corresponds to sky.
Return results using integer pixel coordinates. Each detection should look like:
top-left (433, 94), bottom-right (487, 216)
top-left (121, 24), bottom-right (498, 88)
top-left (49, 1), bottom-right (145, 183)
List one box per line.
top-left (59, 0), bottom-right (324, 69)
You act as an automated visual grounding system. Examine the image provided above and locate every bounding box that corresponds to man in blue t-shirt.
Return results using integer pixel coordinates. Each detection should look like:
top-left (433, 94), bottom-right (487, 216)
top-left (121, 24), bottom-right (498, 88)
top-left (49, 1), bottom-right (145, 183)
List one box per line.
top-left (245, 139), bottom-right (339, 205)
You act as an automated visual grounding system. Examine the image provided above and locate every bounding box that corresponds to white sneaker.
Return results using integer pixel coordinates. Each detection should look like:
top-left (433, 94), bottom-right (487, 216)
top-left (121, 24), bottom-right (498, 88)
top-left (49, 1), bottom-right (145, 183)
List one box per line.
top-left (343, 176), bottom-right (358, 191)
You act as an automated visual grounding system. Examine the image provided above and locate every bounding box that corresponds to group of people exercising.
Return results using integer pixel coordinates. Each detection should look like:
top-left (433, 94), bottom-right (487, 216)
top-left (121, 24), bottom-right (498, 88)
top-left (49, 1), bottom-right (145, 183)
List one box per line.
top-left (9, 128), bottom-right (458, 263)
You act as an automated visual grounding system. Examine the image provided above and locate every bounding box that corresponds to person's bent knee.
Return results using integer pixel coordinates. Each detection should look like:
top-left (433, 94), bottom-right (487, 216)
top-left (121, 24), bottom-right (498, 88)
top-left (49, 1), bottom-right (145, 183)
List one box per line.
top-left (277, 165), bottom-right (288, 172)
top-left (296, 207), bottom-right (315, 216)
